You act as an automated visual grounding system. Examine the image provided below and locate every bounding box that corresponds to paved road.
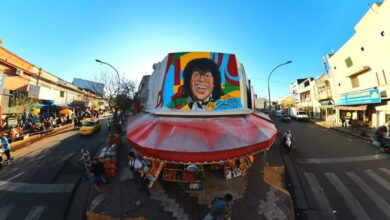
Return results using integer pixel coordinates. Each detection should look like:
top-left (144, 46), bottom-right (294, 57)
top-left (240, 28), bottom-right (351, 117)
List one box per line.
top-left (0, 118), bottom-right (109, 220)
top-left (276, 119), bottom-right (390, 220)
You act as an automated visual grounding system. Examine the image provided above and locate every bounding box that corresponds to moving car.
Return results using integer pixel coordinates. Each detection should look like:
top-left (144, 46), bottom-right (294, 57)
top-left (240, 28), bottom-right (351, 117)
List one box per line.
top-left (295, 111), bottom-right (309, 121)
top-left (275, 110), bottom-right (284, 118)
top-left (79, 120), bottom-right (101, 135)
top-left (281, 114), bottom-right (291, 122)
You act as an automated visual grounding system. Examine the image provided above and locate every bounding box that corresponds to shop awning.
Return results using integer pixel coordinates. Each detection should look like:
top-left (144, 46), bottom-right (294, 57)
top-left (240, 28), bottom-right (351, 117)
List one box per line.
top-left (126, 112), bottom-right (277, 164)
top-left (336, 105), bottom-right (367, 111)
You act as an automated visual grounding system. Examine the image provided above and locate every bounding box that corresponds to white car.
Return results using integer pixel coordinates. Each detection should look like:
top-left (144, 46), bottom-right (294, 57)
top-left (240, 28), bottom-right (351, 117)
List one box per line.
top-left (296, 111), bottom-right (309, 121)
top-left (275, 110), bottom-right (284, 118)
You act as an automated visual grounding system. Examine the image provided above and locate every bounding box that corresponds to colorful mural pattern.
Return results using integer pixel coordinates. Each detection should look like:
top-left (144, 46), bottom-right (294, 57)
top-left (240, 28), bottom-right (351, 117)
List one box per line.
top-left (162, 52), bottom-right (242, 111)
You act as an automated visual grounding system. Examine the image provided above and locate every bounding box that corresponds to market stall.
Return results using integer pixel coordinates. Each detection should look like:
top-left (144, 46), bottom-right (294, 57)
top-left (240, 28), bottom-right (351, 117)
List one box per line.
top-left (126, 52), bottom-right (277, 189)
top-left (97, 144), bottom-right (118, 178)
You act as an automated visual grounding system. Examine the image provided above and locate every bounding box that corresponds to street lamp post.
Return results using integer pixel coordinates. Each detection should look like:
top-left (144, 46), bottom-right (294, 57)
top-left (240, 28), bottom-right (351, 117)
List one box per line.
top-left (95, 59), bottom-right (120, 84)
top-left (268, 60), bottom-right (292, 117)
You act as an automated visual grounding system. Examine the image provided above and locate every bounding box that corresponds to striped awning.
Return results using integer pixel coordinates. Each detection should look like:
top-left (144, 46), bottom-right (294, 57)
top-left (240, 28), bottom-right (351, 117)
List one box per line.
top-left (126, 112), bottom-right (277, 164)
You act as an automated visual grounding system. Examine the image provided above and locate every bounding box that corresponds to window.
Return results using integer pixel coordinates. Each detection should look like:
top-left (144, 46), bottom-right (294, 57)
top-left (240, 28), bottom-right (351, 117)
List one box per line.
top-left (345, 57), bottom-right (353, 68)
top-left (351, 76), bottom-right (359, 88)
top-left (60, 91), bottom-right (65, 97)
top-left (8, 90), bottom-right (28, 107)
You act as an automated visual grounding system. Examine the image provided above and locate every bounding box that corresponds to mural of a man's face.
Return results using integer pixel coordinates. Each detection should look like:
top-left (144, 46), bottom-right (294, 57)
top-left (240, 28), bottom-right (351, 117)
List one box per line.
top-left (190, 70), bottom-right (214, 101)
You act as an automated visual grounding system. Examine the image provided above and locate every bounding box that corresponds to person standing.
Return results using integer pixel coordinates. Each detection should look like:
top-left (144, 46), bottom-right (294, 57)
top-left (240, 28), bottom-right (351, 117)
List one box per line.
top-left (204, 194), bottom-right (233, 220)
top-left (0, 133), bottom-right (13, 164)
top-left (128, 152), bottom-right (143, 176)
top-left (90, 158), bottom-right (108, 190)
top-left (341, 115), bottom-right (346, 127)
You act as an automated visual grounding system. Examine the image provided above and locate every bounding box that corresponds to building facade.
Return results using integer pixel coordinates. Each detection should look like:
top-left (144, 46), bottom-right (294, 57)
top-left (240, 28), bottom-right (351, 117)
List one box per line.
top-left (313, 72), bottom-right (336, 122)
top-left (327, 1), bottom-right (390, 128)
top-left (0, 42), bottom-right (103, 126)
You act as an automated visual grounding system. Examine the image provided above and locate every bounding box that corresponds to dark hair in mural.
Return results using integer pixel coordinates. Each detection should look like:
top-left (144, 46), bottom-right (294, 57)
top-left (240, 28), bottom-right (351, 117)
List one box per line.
top-left (182, 58), bottom-right (222, 100)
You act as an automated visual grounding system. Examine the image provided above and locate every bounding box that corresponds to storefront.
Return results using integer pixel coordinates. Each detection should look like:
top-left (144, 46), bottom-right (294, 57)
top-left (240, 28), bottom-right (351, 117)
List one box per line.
top-left (127, 112), bottom-right (276, 189)
top-left (319, 99), bottom-right (336, 122)
top-left (335, 88), bottom-right (381, 126)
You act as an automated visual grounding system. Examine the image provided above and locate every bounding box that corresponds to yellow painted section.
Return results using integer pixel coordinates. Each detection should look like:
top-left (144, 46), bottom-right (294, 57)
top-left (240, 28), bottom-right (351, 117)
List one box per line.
top-left (227, 90), bottom-right (241, 98)
top-left (86, 211), bottom-right (146, 220)
top-left (173, 81), bottom-right (183, 93)
top-left (263, 166), bottom-right (285, 191)
top-left (181, 105), bottom-right (190, 110)
top-left (180, 52), bottom-right (211, 71)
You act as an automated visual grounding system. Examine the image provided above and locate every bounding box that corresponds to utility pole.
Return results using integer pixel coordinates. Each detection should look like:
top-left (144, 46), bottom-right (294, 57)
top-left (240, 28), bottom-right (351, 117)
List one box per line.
top-left (36, 67), bottom-right (42, 86)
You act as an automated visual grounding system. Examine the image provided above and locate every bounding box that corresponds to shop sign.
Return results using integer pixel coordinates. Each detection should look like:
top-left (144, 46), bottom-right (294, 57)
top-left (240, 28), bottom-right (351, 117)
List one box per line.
top-left (8, 118), bottom-right (18, 127)
top-left (320, 100), bottom-right (334, 106)
top-left (293, 95), bottom-right (299, 103)
top-left (28, 85), bottom-right (40, 98)
top-left (335, 88), bottom-right (381, 105)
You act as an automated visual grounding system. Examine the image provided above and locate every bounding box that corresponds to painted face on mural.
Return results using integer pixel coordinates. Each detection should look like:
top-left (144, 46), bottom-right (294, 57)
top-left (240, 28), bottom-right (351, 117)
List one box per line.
top-left (190, 69), bottom-right (214, 101)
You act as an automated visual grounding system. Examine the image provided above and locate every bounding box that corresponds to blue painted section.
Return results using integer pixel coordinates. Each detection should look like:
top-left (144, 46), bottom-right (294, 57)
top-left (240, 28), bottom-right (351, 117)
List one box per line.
top-left (219, 54), bottom-right (228, 84)
top-left (335, 88), bottom-right (381, 106)
top-left (163, 65), bottom-right (175, 107)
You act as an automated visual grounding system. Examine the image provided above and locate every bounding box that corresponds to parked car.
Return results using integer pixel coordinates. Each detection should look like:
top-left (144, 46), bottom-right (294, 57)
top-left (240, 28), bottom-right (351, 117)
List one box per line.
top-left (79, 120), bottom-right (101, 135)
top-left (281, 114), bottom-right (291, 122)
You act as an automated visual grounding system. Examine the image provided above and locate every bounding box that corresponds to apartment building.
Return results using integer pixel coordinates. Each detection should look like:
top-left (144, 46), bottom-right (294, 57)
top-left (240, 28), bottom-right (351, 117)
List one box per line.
top-left (313, 72), bottom-right (336, 122)
top-left (327, 1), bottom-right (390, 128)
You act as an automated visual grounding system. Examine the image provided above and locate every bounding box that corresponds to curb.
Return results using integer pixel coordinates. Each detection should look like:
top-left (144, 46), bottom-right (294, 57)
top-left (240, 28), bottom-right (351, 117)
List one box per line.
top-left (309, 119), bottom-right (373, 142)
top-left (329, 127), bottom-right (372, 142)
top-left (263, 165), bottom-right (295, 219)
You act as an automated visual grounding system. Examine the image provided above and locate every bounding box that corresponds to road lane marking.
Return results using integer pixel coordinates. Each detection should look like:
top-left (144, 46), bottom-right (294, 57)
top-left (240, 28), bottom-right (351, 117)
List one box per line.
top-left (0, 204), bottom-right (15, 220)
top-left (346, 172), bottom-right (390, 218)
top-left (0, 181), bottom-right (74, 193)
top-left (304, 172), bottom-right (336, 220)
top-left (379, 168), bottom-right (390, 176)
top-left (297, 154), bottom-right (390, 164)
top-left (120, 167), bottom-right (133, 182)
top-left (364, 169), bottom-right (390, 192)
top-left (325, 173), bottom-right (370, 220)
top-left (24, 206), bottom-right (45, 220)
top-left (90, 193), bottom-right (106, 211)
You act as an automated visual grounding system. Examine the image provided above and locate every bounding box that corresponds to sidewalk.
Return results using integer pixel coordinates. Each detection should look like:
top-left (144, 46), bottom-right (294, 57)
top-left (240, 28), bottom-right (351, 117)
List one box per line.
top-left (310, 119), bottom-right (375, 141)
top-left (82, 125), bottom-right (293, 219)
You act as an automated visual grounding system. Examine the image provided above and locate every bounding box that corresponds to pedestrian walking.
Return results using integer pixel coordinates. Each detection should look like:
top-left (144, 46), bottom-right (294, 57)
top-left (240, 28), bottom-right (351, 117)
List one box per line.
top-left (0, 133), bottom-right (13, 164)
top-left (108, 118), bottom-right (112, 131)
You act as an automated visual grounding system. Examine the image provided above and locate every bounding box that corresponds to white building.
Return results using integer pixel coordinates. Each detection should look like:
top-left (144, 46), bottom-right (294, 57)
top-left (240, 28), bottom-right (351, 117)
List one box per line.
top-left (327, 0), bottom-right (390, 128)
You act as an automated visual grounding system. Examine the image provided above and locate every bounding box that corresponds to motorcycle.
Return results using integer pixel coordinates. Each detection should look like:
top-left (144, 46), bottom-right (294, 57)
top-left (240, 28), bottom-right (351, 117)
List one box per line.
top-left (372, 129), bottom-right (390, 153)
top-left (372, 139), bottom-right (390, 153)
top-left (284, 135), bottom-right (293, 153)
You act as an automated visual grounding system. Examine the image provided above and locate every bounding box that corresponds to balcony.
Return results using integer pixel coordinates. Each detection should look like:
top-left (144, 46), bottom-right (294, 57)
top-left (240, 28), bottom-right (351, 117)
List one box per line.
top-left (316, 89), bottom-right (332, 101)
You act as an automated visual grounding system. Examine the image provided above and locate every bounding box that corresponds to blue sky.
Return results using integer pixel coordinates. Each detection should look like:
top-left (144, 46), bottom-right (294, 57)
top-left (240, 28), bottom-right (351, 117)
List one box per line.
top-left (0, 0), bottom-right (373, 100)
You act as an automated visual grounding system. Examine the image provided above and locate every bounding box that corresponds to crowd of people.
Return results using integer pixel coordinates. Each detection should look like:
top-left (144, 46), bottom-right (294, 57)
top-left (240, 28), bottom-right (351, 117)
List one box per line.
top-left (0, 109), bottom-right (102, 142)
